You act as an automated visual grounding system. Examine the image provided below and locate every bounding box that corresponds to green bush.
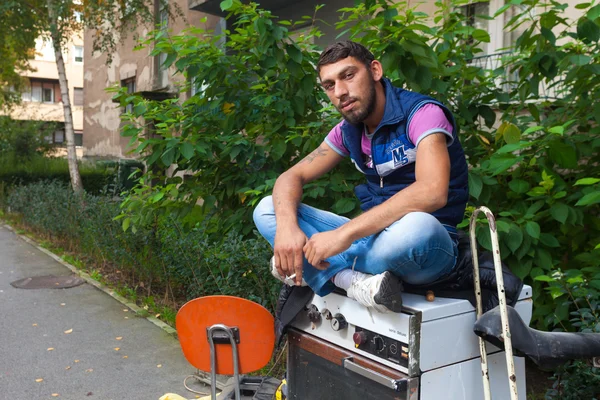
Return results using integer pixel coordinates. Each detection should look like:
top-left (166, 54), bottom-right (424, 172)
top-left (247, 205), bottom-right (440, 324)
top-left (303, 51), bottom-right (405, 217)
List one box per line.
top-left (540, 269), bottom-right (600, 399)
top-left (0, 116), bottom-right (57, 158)
top-left (4, 181), bottom-right (279, 310)
top-left (113, 0), bottom-right (600, 332)
top-left (0, 154), bottom-right (117, 195)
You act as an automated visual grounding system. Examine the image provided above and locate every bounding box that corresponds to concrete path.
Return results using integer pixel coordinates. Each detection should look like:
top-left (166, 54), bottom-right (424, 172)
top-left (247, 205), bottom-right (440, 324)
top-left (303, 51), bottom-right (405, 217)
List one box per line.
top-left (0, 225), bottom-right (209, 400)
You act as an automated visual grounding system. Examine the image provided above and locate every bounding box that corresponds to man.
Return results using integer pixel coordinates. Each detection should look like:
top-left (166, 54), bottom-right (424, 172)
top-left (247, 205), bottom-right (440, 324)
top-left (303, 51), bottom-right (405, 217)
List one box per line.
top-left (253, 41), bottom-right (469, 313)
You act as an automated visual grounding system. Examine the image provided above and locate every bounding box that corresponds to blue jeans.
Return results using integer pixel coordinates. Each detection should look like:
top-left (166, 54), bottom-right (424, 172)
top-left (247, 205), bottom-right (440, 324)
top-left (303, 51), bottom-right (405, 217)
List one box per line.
top-left (253, 196), bottom-right (458, 297)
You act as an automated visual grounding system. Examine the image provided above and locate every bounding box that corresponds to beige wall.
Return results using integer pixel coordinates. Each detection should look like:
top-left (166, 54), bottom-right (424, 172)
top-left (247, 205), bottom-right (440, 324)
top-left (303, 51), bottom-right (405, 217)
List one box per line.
top-left (83, 1), bottom-right (219, 159)
top-left (9, 32), bottom-right (84, 147)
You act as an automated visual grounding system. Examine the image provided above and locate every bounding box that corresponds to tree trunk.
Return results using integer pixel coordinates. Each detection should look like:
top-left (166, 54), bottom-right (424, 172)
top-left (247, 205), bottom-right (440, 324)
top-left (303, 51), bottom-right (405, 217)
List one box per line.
top-left (47, 0), bottom-right (83, 194)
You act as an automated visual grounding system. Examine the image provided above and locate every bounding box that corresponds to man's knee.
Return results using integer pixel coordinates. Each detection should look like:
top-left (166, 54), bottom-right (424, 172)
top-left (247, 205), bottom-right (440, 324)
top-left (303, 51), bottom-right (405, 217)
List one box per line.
top-left (253, 195), bottom-right (275, 225)
top-left (381, 212), bottom-right (443, 252)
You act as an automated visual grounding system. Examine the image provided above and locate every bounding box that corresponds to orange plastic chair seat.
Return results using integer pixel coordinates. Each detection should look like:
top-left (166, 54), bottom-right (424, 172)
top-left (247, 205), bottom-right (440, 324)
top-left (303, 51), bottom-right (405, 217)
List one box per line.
top-left (176, 295), bottom-right (275, 375)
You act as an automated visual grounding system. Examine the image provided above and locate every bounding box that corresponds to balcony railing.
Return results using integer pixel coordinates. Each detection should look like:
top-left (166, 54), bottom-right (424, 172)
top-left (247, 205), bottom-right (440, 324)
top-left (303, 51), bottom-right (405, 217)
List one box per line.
top-left (470, 51), bottom-right (565, 100)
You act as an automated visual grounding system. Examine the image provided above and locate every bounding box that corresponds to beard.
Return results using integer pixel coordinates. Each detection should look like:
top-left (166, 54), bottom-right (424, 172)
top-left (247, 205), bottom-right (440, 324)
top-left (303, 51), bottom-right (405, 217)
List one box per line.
top-left (337, 77), bottom-right (377, 125)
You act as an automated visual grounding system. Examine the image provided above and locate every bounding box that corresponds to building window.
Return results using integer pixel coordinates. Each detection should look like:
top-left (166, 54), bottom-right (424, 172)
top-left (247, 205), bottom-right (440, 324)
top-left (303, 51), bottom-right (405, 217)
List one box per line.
top-left (75, 131), bottom-right (83, 147)
top-left (459, 1), bottom-right (490, 55)
top-left (73, 87), bottom-right (84, 106)
top-left (121, 77), bottom-right (136, 113)
top-left (155, 0), bottom-right (169, 88)
top-left (23, 79), bottom-right (61, 103)
top-left (73, 45), bottom-right (83, 63)
top-left (45, 129), bottom-right (65, 144)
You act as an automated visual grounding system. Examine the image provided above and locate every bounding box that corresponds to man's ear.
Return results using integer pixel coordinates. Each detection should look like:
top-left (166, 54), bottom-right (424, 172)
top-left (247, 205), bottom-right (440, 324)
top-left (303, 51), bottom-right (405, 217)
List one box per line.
top-left (370, 60), bottom-right (384, 81)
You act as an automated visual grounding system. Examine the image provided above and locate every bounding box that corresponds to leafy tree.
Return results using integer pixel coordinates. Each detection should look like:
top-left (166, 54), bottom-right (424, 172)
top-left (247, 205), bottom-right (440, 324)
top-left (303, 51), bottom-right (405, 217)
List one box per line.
top-left (1, 0), bottom-right (171, 193)
top-left (116, 0), bottom-right (600, 333)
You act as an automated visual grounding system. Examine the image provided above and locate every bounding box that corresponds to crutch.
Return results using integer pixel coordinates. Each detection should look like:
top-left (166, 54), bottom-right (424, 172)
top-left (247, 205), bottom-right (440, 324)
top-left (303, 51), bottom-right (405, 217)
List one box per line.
top-left (469, 206), bottom-right (518, 400)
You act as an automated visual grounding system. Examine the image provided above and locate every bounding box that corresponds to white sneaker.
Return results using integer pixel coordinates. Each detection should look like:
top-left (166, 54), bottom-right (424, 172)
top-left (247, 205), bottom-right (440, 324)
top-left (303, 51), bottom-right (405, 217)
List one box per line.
top-left (346, 271), bottom-right (403, 313)
top-left (270, 257), bottom-right (308, 287)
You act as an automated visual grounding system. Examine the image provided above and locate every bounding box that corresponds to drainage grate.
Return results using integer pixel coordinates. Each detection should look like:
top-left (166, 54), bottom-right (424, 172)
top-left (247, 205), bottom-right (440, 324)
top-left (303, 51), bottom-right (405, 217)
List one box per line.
top-left (10, 275), bottom-right (85, 289)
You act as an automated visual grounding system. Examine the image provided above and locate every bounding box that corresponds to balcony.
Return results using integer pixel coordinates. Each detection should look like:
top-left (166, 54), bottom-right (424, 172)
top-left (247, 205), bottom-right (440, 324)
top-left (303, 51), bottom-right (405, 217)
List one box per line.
top-left (470, 52), bottom-right (565, 100)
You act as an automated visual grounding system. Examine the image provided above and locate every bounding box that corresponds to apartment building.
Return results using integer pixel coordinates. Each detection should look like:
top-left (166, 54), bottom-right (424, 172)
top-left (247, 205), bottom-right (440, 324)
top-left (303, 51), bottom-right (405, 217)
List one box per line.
top-left (82, 0), bottom-right (220, 160)
top-left (8, 34), bottom-right (84, 157)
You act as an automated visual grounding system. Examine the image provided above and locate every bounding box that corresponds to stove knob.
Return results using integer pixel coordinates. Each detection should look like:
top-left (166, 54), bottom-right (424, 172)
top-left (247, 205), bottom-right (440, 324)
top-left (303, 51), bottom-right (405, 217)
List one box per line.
top-left (331, 313), bottom-right (348, 331)
top-left (373, 335), bottom-right (386, 353)
top-left (307, 305), bottom-right (321, 323)
top-left (353, 331), bottom-right (368, 347)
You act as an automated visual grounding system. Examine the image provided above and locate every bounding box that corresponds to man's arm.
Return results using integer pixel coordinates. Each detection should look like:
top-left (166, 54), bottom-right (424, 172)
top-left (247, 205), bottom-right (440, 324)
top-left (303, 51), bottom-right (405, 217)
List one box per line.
top-left (273, 142), bottom-right (343, 285)
top-left (303, 133), bottom-right (451, 267)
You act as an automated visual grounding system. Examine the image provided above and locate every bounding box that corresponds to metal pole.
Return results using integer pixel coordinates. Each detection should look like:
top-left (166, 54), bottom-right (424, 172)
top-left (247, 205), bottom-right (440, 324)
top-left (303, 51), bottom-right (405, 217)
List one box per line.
top-left (207, 324), bottom-right (242, 400)
top-left (470, 206), bottom-right (518, 400)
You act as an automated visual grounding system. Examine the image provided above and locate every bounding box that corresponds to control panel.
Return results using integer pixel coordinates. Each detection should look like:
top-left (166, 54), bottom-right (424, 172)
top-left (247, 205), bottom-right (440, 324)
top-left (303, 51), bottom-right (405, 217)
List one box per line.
top-left (352, 327), bottom-right (408, 368)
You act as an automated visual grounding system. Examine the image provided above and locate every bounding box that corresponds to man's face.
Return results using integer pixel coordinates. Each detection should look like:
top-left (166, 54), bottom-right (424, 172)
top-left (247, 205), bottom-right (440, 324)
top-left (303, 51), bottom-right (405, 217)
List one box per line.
top-left (319, 56), bottom-right (377, 125)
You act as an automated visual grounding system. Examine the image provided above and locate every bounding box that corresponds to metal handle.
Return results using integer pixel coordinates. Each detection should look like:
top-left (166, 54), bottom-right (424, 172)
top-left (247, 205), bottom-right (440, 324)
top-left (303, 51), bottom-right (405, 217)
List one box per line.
top-left (470, 206), bottom-right (518, 400)
top-left (343, 357), bottom-right (402, 391)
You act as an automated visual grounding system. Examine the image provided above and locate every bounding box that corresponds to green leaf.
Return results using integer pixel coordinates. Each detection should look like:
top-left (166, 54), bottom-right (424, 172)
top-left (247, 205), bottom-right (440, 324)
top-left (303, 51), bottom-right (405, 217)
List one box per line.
top-left (577, 18), bottom-right (600, 43)
top-left (508, 179), bottom-right (530, 194)
top-left (575, 191), bottom-right (600, 206)
top-left (575, 178), bottom-right (600, 186)
top-left (550, 203), bottom-right (569, 224)
top-left (512, 260), bottom-right (532, 280)
top-left (180, 142), bottom-right (194, 160)
top-left (122, 218), bottom-right (131, 232)
top-left (539, 233), bottom-right (560, 248)
top-left (534, 274), bottom-right (553, 282)
top-left (472, 29), bottom-right (490, 43)
top-left (488, 153), bottom-right (522, 176)
top-left (468, 173), bottom-right (483, 199)
top-left (333, 198), bottom-right (356, 214)
top-left (523, 125), bottom-right (543, 135)
top-left (286, 44), bottom-right (303, 64)
top-left (589, 4), bottom-right (600, 20)
top-left (568, 54), bottom-right (592, 66)
top-left (506, 224), bottom-right (524, 254)
top-left (220, 0), bottom-right (233, 11)
top-left (503, 123), bottom-right (521, 144)
top-left (415, 66), bottom-right (432, 90)
top-left (534, 248), bottom-right (553, 270)
top-left (525, 221), bottom-right (541, 239)
top-left (161, 147), bottom-right (175, 166)
top-left (548, 141), bottom-right (577, 169)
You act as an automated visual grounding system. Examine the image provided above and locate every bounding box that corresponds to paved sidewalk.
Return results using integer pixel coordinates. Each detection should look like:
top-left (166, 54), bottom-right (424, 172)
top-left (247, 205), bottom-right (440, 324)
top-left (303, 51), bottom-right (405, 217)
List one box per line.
top-left (0, 225), bottom-right (207, 400)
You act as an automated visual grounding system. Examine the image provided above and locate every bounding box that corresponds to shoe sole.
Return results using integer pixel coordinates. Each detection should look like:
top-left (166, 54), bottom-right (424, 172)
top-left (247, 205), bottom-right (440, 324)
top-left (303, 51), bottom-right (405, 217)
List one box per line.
top-left (373, 272), bottom-right (403, 313)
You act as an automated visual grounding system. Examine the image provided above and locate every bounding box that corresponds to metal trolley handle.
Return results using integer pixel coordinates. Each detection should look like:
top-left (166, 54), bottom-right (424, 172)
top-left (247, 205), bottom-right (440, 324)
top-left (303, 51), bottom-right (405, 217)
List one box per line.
top-left (469, 206), bottom-right (518, 400)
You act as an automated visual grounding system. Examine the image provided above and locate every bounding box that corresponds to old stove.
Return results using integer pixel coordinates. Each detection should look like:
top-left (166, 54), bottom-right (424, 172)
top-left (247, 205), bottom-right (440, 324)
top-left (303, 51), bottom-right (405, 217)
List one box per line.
top-left (287, 285), bottom-right (532, 400)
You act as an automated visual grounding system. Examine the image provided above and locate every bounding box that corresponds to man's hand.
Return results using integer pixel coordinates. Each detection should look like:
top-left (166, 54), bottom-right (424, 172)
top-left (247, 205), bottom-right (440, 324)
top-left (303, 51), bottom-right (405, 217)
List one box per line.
top-left (274, 226), bottom-right (308, 286)
top-left (303, 229), bottom-right (353, 269)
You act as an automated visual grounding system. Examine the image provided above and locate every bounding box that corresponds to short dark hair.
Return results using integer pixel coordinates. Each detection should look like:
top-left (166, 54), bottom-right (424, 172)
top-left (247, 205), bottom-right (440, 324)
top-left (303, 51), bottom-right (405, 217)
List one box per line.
top-left (317, 41), bottom-right (375, 73)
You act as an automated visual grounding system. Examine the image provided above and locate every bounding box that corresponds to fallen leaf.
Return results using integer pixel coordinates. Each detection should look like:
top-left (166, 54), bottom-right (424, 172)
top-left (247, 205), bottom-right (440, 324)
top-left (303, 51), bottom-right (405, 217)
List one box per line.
top-left (74, 360), bottom-right (80, 363)
top-left (124, 317), bottom-right (129, 320)
top-left (35, 378), bottom-right (43, 383)
top-left (32, 323), bottom-right (38, 327)
top-left (85, 369), bottom-right (93, 373)
top-left (122, 355), bottom-right (128, 359)
top-left (47, 348), bottom-right (55, 351)
top-left (60, 303), bottom-right (65, 306)
top-left (65, 366), bottom-right (71, 370)
top-left (122, 309), bottom-right (128, 312)
top-left (115, 337), bottom-right (122, 341)
top-left (114, 347), bottom-right (120, 351)
top-left (64, 329), bottom-right (73, 334)
top-left (155, 313), bottom-right (161, 318)
top-left (157, 364), bottom-right (162, 368)
top-left (51, 394), bottom-right (59, 397)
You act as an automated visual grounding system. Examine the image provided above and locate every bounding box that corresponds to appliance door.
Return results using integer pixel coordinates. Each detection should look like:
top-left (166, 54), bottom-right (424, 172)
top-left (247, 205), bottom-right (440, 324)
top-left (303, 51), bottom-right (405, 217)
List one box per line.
top-left (287, 329), bottom-right (419, 400)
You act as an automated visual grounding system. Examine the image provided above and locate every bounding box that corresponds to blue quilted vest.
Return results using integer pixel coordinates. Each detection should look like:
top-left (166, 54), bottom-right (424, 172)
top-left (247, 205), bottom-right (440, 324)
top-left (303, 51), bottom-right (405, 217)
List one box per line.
top-left (341, 78), bottom-right (469, 228)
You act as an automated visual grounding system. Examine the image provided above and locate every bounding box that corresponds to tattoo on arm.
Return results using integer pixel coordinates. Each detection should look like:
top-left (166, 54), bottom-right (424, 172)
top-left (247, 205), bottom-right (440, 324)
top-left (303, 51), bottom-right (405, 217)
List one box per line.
top-left (299, 145), bottom-right (329, 164)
